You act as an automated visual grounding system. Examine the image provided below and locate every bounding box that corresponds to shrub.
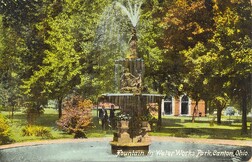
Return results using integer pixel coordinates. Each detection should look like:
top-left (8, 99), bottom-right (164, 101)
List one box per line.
top-left (0, 114), bottom-right (12, 144)
top-left (56, 95), bottom-right (93, 138)
top-left (34, 127), bottom-right (52, 138)
top-left (22, 126), bottom-right (52, 138)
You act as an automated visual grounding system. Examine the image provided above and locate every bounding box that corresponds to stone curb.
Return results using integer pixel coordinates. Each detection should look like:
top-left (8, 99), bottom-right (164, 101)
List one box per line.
top-left (0, 136), bottom-right (251, 150)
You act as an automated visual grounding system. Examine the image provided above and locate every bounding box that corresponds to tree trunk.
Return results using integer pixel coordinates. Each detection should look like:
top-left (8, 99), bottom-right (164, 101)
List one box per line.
top-left (11, 106), bottom-right (14, 119)
top-left (58, 97), bottom-right (63, 119)
top-left (157, 98), bottom-right (162, 129)
top-left (217, 108), bottom-right (222, 124)
top-left (241, 94), bottom-right (247, 135)
top-left (205, 100), bottom-right (208, 116)
top-left (192, 100), bottom-right (198, 123)
top-left (8, 106), bottom-right (11, 119)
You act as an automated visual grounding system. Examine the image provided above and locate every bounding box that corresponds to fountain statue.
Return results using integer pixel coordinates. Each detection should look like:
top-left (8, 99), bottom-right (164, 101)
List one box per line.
top-left (99, 0), bottom-right (163, 155)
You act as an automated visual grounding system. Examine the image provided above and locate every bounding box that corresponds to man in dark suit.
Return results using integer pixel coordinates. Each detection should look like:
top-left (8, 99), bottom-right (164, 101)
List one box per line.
top-left (110, 105), bottom-right (116, 129)
top-left (100, 105), bottom-right (108, 130)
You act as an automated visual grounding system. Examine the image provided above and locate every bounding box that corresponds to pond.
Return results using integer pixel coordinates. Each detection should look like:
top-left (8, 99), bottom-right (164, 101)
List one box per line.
top-left (0, 139), bottom-right (250, 162)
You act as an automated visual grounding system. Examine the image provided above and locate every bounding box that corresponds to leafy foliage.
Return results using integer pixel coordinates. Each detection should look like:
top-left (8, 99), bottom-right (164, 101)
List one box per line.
top-left (0, 114), bottom-right (12, 144)
top-left (22, 125), bottom-right (52, 139)
top-left (0, 16), bottom-right (25, 110)
top-left (0, 0), bottom-right (250, 135)
top-left (56, 95), bottom-right (93, 138)
top-left (206, 0), bottom-right (251, 132)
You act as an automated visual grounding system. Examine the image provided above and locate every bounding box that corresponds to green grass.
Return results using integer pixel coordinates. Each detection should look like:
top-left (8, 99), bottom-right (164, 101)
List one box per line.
top-left (2, 109), bottom-right (73, 142)
top-left (149, 116), bottom-right (252, 140)
top-left (1, 108), bottom-right (113, 143)
top-left (1, 109), bottom-right (251, 144)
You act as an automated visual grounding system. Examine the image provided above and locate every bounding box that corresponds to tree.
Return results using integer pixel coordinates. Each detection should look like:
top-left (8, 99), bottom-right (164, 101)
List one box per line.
top-left (181, 43), bottom-right (210, 122)
top-left (137, 0), bottom-right (166, 93)
top-left (22, 0), bottom-right (110, 118)
top-left (0, 15), bottom-right (26, 116)
top-left (207, 0), bottom-right (252, 133)
top-left (0, 0), bottom-right (49, 116)
top-left (176, 0), bottom-right (251, 129)
top-left (141, 0), bottom-right (214, 96)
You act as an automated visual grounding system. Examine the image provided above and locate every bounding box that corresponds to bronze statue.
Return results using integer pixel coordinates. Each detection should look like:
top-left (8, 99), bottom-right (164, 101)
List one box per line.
top-left (120, 68), bottom-right (142, 93)
top-left (129, 28), bottom-right (138, 58)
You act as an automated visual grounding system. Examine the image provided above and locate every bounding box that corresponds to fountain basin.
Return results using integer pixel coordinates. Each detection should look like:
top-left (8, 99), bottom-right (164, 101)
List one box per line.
top-left (100, 93), bottom-right (163, 124)
top-left (102, 93), bottom-right (164, 97)
top-left (100, 93), bottom-right (164, 110)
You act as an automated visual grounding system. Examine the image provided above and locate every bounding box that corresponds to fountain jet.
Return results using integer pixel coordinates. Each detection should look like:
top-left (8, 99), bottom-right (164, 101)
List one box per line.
top-left (116, 0), bottom-right (142, 27)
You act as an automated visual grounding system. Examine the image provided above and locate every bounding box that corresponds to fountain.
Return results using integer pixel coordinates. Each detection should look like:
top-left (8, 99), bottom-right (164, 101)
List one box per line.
top-left (99, 0), bottom-right (163, 155)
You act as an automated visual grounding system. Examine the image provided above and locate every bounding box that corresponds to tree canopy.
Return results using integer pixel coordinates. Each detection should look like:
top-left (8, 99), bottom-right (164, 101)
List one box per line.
top-left (0, 0), bottom-right (251, 133)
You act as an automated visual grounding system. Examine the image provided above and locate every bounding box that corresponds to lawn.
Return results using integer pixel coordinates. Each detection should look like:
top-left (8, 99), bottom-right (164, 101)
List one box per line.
top-left (1, 108), bottom-right (112, 143)
top-left (1, 108), bottom-right (251, 144)
top-left (150, 115), bottom-right (252, 140)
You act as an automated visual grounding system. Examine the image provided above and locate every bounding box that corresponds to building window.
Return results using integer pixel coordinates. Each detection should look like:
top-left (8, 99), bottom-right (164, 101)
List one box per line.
top-left (164, 96), bottom-right (172, 115)
top-left (181, 95), bottom-right (189, 115)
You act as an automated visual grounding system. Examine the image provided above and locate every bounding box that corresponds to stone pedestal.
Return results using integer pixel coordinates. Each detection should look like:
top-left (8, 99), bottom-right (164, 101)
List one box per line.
top-left (116, 121), bottom-right (131, 143)
top-left (110, 120), bottom-right (151, 155)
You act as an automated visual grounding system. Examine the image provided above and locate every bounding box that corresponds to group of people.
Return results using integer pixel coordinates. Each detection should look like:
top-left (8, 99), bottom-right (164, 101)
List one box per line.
top-left (99, 105), bottom-right (116, 130)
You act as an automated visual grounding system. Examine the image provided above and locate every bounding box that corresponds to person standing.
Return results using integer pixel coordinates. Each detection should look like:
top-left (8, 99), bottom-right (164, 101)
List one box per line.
top-left (101, 105), bottom-right (108, 130)
top-left (110, 105), bottom-right (116, 129)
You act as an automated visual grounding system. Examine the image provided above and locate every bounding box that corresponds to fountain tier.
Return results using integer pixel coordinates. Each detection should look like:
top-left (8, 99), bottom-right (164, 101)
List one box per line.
top-left (101, 93), bottom-right (163, 115)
